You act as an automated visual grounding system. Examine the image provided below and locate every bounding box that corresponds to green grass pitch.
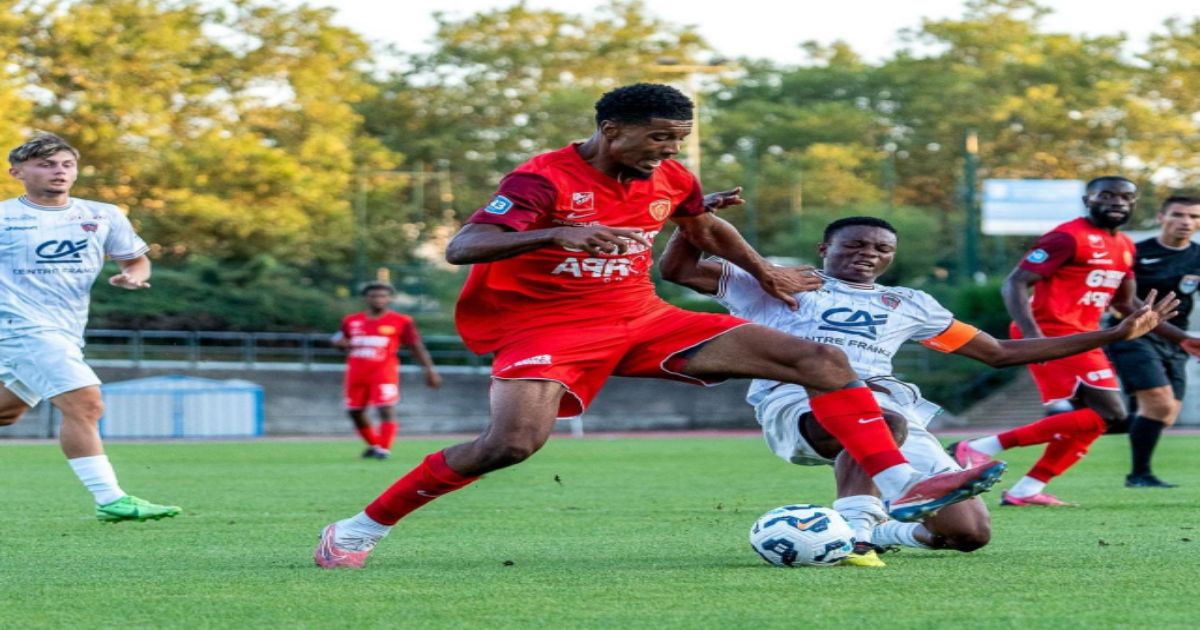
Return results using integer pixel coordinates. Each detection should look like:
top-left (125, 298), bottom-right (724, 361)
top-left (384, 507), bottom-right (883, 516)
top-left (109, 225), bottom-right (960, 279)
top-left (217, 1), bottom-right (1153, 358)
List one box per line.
top-left (2, 434), bottom-right (1196, 628)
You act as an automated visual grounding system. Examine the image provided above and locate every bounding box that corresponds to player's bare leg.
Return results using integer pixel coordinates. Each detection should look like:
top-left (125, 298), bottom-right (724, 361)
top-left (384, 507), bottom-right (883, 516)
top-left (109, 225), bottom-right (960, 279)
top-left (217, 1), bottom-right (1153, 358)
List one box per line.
top-left (0, 384), bottom-right (30, 428)
top-left (682, 324), bottom-right (1006, 521)
top-left (317, 380), bottom-right (564, 568)
top-left (51, 386), bottom-right (180, 522)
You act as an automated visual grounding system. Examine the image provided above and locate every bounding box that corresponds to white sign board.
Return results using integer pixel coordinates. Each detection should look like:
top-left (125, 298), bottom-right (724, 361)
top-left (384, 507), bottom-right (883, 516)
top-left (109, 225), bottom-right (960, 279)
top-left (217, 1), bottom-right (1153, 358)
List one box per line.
top-left (982, 179), bottom-right (1085, 235)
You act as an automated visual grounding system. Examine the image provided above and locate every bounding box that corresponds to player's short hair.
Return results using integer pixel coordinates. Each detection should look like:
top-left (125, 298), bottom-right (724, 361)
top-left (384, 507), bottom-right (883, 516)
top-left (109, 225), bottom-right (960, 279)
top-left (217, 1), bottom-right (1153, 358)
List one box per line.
top-left (1161, 194), bottom-right (1200, 211)
top-left (594, 83), bottom-right (693, 126)
top-left (8, 133), bottom-right (80, 166)
top-left (360, 282), bottom-right (395, 296)
top-left (1084, 175), bottom-right (1135, 192)
top-left (822, 216), bottom-right (898, 243)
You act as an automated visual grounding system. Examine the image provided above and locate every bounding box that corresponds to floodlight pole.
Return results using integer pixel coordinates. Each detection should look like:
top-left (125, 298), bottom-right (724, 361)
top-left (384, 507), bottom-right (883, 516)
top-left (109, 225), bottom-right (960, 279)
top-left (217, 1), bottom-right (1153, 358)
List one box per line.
top-left (963, 130), bottom-right (981, 283)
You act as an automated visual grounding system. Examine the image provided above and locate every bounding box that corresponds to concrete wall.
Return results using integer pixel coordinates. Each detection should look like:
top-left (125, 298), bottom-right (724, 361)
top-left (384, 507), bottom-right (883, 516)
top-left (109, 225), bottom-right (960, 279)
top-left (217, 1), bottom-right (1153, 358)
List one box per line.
top-left (0, 365), bottom-right (760, 438)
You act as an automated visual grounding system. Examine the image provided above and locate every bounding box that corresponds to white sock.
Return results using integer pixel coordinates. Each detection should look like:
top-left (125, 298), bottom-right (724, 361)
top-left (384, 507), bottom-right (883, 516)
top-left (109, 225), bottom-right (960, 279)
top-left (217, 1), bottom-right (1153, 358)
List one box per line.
top-left (833, 495), bottom-right (887, 544)
top-left (872, 463), bottom-right (921, 500)
top-left (873, 521), bottom-right (932, 549)
top-left (67, 455), bottom-right (126, 506)
top-left (1008, 476), bottom-right (1047, 498)
top-left (966, 435), bottom-right (1003, 456)
top-left (335, 511), bottom-right (392, 550)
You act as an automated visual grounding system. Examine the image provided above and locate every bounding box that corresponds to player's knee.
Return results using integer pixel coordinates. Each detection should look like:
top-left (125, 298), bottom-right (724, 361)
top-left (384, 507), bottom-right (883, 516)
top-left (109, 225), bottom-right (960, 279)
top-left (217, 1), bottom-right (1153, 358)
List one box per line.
top-left (63, 398), bottom-right (105, 424)
top-left (794, 344), bottom-right (854, 389)
top-left (945, 523), bottom-right (991, 553)
top-left (0, 407), bottom-right (24, 425)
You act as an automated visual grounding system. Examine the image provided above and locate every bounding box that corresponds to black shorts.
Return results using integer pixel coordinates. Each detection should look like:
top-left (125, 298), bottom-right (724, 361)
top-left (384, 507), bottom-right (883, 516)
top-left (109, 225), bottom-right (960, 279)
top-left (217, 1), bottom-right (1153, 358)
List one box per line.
top-left (1106, 334), bottom-right (1188, 399)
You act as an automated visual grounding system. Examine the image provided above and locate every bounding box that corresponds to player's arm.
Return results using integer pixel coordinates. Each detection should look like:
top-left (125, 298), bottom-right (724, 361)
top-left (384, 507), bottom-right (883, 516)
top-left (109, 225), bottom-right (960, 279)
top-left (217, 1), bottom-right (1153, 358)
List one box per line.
top-left (671, 212), bottom-right (820, 309)
top-left (1109, 276), bottom-right (1200, 355)
top-left (1003, 231), bottom-right (1077, 338)
top-left (108, 255), bottom-right (151, 290)
top-left (445, 223), bottom-right (651, 264)
top-left (405, 328), bottom-right (443, 389)
top-left (658, 227), bottom-right (723, 294)
top-left (946, 290), bottom-right (1179, 367)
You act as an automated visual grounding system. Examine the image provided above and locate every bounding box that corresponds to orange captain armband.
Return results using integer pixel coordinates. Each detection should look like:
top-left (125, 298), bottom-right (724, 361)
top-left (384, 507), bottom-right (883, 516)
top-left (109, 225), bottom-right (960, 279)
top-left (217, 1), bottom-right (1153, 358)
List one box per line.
top-left (920, 320), bottom-right (981, 353)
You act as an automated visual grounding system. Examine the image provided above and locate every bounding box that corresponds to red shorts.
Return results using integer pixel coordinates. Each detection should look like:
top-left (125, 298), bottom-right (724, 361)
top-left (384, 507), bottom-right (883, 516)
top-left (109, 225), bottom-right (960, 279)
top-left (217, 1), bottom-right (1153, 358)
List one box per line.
top-left (490, 305), bottom-right (749, 418)
top-left (1010, 324), bottom-right (1120, 404)
top-left (343, 376), bottom-right (400, 409)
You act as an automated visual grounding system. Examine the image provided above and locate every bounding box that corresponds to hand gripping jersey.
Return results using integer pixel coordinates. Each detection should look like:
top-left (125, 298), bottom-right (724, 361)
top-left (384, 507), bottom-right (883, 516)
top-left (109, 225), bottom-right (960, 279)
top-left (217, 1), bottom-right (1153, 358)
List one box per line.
top-left (1017, 217), bottom-right (1135, 335)
top-left (339, 311), bottom-right (418, 382)
top-left (714, 264), bottom-right (979, 406)
top-left (0, 196), bottom-right (148, 340)
top-left (455, 144), bottom-right (706, 354)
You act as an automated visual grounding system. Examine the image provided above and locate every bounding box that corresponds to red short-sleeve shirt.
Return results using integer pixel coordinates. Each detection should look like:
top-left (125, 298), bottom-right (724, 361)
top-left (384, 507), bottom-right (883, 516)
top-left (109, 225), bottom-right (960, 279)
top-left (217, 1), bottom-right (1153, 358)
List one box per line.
top-left (456, 144), bottom-right (706, 353)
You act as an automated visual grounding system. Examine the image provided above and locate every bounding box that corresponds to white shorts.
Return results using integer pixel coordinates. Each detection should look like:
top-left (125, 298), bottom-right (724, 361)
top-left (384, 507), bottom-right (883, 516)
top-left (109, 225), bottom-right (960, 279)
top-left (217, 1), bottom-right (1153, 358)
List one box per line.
top-left (754, 378), bottom-right (960, 475)
top-left (0, 328), bottom-right (101, 406)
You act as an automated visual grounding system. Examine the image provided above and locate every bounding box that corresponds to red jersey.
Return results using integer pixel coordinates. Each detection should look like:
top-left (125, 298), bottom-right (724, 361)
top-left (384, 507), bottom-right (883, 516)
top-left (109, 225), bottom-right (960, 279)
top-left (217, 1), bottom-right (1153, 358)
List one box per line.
top-left (1017, 216), bottom-right (1134, 335)
top-left (455, 144), bottom-right (707, 353)
top-left (339, 311), bottom-right (418, 380)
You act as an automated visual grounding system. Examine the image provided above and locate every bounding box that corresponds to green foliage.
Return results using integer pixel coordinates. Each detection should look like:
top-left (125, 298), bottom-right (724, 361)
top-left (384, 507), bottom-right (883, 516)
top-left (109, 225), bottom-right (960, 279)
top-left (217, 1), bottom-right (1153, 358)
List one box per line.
top-left (88, 257), bottom-right (357, 331)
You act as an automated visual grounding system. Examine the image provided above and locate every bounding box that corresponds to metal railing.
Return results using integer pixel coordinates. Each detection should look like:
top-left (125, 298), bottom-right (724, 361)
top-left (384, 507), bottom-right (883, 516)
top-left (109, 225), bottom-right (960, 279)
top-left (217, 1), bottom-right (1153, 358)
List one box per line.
top-left (84, 329), bottom-right (490, 369)
top-left (83, 328), bottom-right (932, 373)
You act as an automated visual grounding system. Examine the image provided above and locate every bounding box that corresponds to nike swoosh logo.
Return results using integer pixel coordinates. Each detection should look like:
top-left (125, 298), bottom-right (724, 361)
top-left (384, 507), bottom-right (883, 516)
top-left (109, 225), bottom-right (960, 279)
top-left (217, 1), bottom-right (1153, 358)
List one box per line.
top-left (857, 416), bottom-right (884, 424)
top-left (564, 212), bottom-right (595, 220)
top-left (1140, 258), bottom-right (1162, 264)
top-left (416, 490), bottom-right (442, 498)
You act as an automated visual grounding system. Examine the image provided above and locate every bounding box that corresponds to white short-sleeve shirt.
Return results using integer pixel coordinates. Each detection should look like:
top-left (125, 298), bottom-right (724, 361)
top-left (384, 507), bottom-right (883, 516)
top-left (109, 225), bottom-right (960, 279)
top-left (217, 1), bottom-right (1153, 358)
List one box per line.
top-left (715, 263), bottom-right (955, 406)
top-left (0, 196), bottom-right (148, 340)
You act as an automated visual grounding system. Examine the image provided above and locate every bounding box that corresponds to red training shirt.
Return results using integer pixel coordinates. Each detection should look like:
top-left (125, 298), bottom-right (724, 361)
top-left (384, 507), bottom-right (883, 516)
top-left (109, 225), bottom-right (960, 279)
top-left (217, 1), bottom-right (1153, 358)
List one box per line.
top-left (340, 311), bottom-right (418, 380)
top-left (1016, 216), bottom-right (1135, 335)
top-left (455, 143), bottom-right (707, 353)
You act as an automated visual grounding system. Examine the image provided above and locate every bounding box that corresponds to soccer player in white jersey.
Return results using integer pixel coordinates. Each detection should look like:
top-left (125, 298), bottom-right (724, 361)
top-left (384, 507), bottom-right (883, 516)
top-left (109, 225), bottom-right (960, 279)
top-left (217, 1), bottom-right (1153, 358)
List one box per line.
top-left (1, 133), bottom-right (180, 522)
top-left (661, 215), bottom-right (1174, 566)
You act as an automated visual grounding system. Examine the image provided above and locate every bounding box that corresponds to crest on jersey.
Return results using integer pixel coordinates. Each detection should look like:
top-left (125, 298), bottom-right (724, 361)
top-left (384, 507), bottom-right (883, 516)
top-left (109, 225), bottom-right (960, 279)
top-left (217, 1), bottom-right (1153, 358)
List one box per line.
top-left (571, 192), bottom-right (594, 211)
top-left (880, 293), bottom-right (902, 310)
top-left (648, 199), bottom-right (672, 221)
top-left (81, 221), bottom-right (98, 232)
top-left (1180, 275), bottom-right (1200, 295)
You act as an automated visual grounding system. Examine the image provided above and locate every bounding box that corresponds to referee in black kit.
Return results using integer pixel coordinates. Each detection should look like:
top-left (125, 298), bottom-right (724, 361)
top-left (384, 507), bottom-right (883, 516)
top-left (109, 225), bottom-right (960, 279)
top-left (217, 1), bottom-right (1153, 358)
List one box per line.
top-left (1107, 195), bottom-right (1200, 488)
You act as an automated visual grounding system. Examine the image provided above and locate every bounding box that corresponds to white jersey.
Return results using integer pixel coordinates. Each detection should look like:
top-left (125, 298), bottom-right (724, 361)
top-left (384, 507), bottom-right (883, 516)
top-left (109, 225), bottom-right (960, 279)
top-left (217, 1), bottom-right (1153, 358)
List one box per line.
top-left (0, 196), bottom-right (148, 340)
top-left (715, 263), bottom-right (956, 406)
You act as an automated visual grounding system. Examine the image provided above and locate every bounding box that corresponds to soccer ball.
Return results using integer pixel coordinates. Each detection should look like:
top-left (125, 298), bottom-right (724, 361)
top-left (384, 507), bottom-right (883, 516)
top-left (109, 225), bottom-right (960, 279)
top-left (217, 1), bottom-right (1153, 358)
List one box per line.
top-left (749, 504), bottom-right (855, 567)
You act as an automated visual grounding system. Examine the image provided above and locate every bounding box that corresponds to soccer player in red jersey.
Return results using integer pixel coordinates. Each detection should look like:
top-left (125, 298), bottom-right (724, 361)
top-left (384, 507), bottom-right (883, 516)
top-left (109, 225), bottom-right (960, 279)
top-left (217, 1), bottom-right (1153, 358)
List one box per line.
top-left (950, 177), bottom-right (1200, 506)
top-left (315, 83), bottom-right (1006, 568)
top-left (334, 282), bottom-right (442, 460)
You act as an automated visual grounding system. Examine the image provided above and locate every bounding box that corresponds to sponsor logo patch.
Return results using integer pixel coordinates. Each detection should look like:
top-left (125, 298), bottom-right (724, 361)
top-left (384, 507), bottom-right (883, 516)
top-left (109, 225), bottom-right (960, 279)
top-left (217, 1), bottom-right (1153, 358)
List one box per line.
top-left (1180, 274), bottom-right (1200, 295)
top-left (35, 239), bottom-right (88, 264)
top-left (817, 308), bottom-right (889, 341)
top-left (485, 195), bottom-right (514, 215)
top-left (1025, 248), bottom-right (1049, 264)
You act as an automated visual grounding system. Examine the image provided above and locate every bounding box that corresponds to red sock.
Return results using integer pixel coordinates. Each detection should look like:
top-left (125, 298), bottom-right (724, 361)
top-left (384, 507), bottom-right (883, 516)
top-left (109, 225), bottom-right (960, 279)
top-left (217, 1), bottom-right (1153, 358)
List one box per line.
top-left (365, 450), bottom-right (478, 525)
top-left (355, 424), bottom-right (379, 447)
top-left (1028, 428), bottom-right (1104, 482)
top-left (997, 409), bottom-right (1106, 449)
top-left (809, 387), bottom-right (907, 476)
top-left (378, 421), bottom-right (398, 450)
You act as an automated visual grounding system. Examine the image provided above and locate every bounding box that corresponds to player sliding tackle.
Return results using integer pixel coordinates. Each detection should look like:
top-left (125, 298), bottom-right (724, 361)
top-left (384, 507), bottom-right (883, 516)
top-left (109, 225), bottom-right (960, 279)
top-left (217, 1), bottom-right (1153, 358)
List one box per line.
top-left (659, 215), bottom-right (1177, 567)
top-left (316, 83), bottom-right (1005, 569)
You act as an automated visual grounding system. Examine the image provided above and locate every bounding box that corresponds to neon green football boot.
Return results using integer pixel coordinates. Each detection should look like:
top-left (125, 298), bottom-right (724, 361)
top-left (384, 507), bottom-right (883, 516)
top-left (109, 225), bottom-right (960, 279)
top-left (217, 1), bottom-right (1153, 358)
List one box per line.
top-left (95, 495), bottom-right (182, 523)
